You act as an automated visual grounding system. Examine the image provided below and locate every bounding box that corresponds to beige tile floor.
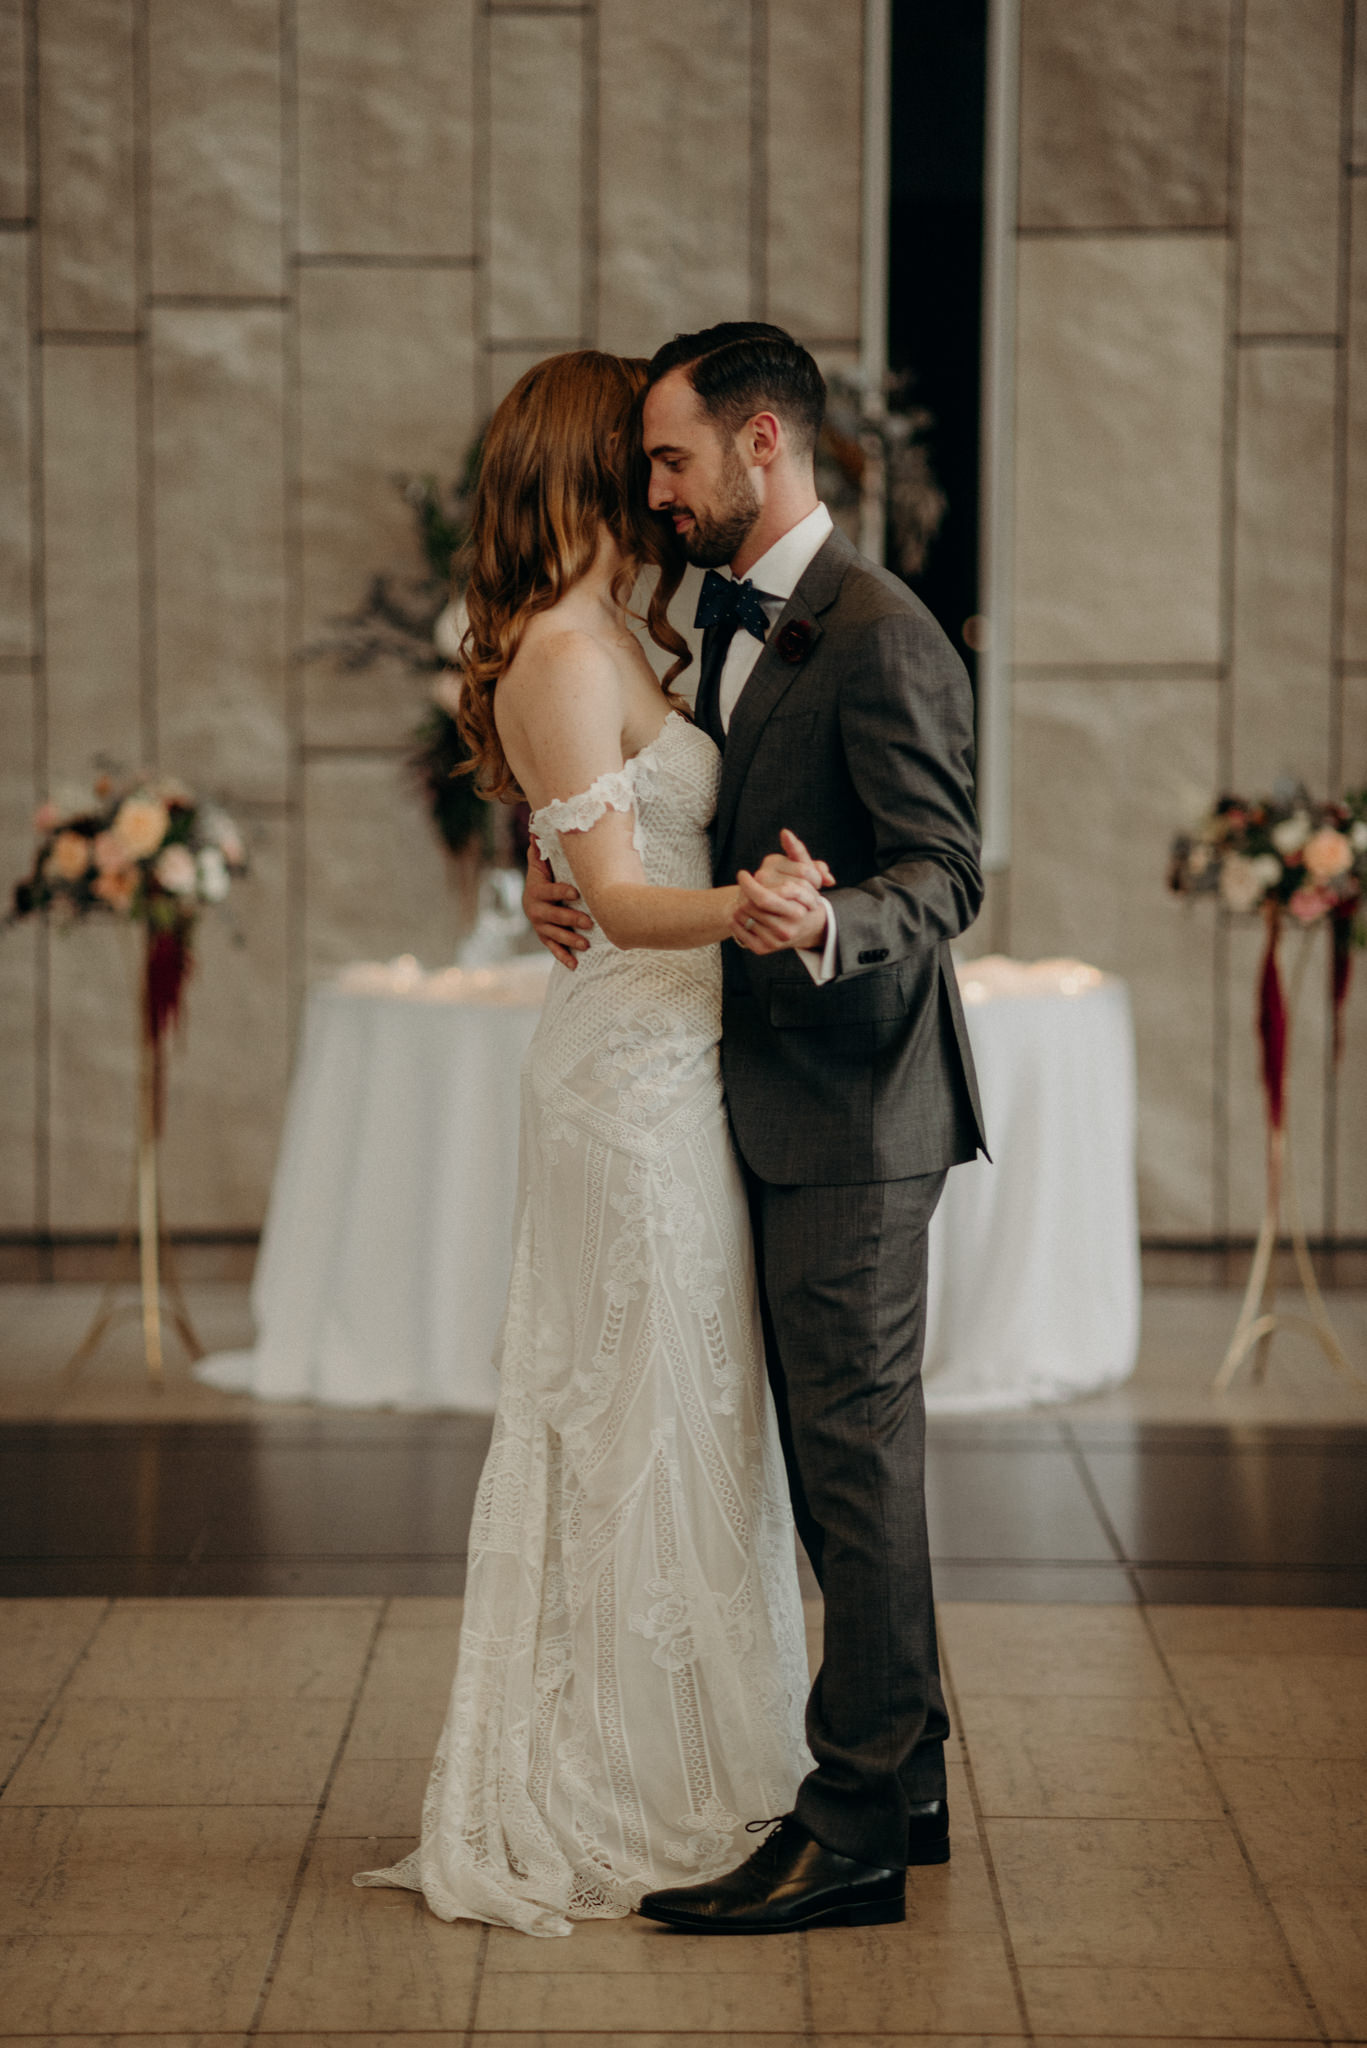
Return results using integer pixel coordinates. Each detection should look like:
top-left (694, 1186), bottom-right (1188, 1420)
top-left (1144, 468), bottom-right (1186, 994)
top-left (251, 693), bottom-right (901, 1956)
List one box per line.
top-left (2, 1593), bottom-right (1365, 2043)
top-left (1, 1282), bottom-right (1365, 1423)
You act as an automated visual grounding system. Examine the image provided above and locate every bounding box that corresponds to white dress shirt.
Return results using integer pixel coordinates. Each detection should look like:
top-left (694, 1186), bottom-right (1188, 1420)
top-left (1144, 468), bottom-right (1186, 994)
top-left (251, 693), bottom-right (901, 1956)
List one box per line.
top-left (716, 502), bottom-right (838, 984)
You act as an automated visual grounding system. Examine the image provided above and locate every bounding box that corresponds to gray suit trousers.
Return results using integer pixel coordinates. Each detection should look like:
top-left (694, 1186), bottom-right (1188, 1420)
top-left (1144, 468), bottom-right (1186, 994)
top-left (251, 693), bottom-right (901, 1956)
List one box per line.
top-left (744, 1165), bottom-right (950, 1869)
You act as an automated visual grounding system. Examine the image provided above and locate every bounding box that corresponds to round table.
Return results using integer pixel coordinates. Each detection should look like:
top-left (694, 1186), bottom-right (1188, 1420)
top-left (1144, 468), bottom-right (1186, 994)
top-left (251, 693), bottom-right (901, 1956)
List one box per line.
top-left (198, 952), bottom-right (1139, 1414)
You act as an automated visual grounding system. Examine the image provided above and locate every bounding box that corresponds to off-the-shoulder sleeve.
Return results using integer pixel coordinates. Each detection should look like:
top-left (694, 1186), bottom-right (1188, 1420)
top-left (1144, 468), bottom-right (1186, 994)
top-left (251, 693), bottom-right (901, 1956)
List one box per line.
top-left (530, 761), bottom-right (651, 868)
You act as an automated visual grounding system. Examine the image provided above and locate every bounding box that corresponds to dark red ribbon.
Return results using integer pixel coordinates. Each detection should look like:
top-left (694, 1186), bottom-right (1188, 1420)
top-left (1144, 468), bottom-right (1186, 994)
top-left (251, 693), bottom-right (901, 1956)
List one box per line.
top-left (1257, 908), bottom-right (1286, 1130)
top-left (145, 925), bottom-right (192, 1048)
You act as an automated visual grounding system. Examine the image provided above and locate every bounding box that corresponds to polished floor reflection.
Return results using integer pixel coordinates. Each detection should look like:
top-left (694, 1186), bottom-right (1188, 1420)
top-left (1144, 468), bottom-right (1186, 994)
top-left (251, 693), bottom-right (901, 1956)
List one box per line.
top-left (1, 1411), bottom-right (1364, 1602)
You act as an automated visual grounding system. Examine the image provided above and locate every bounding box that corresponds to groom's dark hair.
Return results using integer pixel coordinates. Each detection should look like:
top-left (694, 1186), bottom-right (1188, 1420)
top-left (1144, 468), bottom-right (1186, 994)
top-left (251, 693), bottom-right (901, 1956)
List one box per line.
top-left (646, 321), bottom-right (826, 457)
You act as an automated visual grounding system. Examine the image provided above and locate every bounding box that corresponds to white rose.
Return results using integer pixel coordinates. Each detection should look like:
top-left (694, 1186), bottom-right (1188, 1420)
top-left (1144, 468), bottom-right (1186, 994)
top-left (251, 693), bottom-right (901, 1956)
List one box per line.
top-left (200, 805), bottom-right (245, 868)
top-left (1271, 812), bottom-right (1311, 856)
top-left (197, 846), bottom-right (230, 903)
top-left (155, 842), bottom-right (199, 896)
top-left (1350, 820), bottom-right (1367, 853)
top-left (1251, 853), bottom-right (1283, 890)
top-left (1219, 852), bottom-right (1269, 915)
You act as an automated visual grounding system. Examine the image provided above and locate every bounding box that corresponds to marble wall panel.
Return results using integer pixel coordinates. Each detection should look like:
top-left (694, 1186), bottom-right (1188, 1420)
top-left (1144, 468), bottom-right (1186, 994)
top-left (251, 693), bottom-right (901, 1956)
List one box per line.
top-left (1239, 0), bottom-right (1346, 335)
top-left (151, 307), bottom-right (287, 801)
top-left (0, 675), bottom-right (38, 1227)
top-left (298, 267), bottom-right (475, 745)
top-left (0, 0), bottom-right (27, 220)
top-left (1224, 914), bottom-right (1330, 1237)
top-left (488, 12), bottom-right (583, 342)
top-left (1011, 677), bottom-right (1221, 1234)
top-left (147, 0), bottom-right (283, 299)
top-left (41, 343), bottom-right (141, 784)
top-left (296, 0), bottom-right (474, 259)
top-left (37, 0), bottom-right (137, 331)
top-left (303, 756), bottom-right (464, 979)
top-left (0, 233), bottom-right (32, 658)
top-left (766, 0), bottom-right (862, 341)
top-left (161, 814), bottom-right (287, 1227)
top-left (1345, 179), bottom-right (1367, 663)
top-left (1012, 236), bottom-right (1225, 665)
top-left (47, 916), bottom-right (139, 1228)
top-left (1355, 7), bottom-right (1367, 167)
top-left (1229, 346), bottom-right (1336, 790)
top-left (597, 0), bottom-right (753, 356)
top-left (1018, 0), bottom-right (1232, 230)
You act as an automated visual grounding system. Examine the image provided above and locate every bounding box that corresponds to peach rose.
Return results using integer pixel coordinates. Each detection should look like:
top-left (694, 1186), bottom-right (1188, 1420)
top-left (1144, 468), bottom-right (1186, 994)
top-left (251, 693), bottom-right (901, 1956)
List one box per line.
top-left (93, 868), bottom-right (136, 912)
top-left (48, 830), bottom-right (92, 882)
top-left (1302, 828), bottom-right (1352, 882)
top-left (111, 793), bottom-right (170, 860)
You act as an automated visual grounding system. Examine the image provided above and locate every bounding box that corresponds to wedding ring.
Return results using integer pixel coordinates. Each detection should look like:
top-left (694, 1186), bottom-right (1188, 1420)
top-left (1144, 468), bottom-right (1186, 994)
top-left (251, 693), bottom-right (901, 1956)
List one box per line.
top-left (745, 917), bottom-right (756, 933)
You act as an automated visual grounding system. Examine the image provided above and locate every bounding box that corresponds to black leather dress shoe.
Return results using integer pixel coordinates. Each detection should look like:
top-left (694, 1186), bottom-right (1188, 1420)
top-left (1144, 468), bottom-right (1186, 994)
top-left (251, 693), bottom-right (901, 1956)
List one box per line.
top-left (636, 1816), bottom-right (904, 1934)
top-left (907, 1796), bottom-right (950, 1865)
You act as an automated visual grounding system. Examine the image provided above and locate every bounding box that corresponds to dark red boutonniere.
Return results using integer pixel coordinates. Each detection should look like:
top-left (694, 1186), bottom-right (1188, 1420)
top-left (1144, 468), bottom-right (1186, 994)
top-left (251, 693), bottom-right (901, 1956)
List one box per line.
top-left (775, 619), bottom-right (814, 664)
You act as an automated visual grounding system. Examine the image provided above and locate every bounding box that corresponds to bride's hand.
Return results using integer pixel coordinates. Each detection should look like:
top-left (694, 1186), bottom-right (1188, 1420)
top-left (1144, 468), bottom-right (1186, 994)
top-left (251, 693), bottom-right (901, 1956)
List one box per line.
top-left (524, 845), bottom-right (592, 970)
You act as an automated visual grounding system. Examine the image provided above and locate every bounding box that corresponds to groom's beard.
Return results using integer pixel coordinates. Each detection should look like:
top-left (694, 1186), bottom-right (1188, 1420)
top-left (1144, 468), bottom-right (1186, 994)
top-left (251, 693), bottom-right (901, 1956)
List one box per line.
top-left (672, 444), bottom-right (761, 569)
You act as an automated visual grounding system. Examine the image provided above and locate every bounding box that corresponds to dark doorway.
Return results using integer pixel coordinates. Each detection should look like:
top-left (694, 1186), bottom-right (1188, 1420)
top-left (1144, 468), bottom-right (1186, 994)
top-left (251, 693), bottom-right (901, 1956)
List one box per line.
top-left (887, 1), bottom-right (989, 688)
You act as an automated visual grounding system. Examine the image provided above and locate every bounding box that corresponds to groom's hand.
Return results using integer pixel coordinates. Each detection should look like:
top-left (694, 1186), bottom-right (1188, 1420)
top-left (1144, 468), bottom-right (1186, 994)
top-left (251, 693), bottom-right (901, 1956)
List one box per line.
top-left (524, 845), bottom-right (592, 970)
top-left (732, 830), bottom-right (832, 954)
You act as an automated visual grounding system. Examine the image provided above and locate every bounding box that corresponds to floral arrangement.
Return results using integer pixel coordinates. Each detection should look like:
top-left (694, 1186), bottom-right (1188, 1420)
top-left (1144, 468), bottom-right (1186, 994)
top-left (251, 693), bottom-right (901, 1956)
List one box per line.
top-left (307, 461), bottom-right (494, 860)
top-left (1168, 786), bottom-right (1367, 1125)
top-left (8, 773), bottom-right (248, 1045)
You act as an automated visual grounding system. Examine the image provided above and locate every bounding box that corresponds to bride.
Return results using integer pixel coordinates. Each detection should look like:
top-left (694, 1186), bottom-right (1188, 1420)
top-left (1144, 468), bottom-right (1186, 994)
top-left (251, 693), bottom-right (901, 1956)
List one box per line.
top-left (355, 351), bottom-right (822, 1937)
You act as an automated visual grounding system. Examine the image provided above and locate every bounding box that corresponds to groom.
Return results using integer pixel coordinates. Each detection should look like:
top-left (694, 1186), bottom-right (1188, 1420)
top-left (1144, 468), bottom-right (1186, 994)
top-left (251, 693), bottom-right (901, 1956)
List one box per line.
top-left (526, 321), bottom-right (986, 1931)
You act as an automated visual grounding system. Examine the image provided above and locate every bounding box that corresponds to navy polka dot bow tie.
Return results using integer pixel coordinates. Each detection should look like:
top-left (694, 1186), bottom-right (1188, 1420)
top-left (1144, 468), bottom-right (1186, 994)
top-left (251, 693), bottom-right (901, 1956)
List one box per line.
top-left (693, 568), bottom-right (774, 643)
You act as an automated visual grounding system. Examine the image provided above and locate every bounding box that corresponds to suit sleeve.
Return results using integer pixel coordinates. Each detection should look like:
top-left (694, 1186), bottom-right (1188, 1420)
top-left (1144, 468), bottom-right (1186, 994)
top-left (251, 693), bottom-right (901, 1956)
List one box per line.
top-left (825, 606), bottom-right (983, 978)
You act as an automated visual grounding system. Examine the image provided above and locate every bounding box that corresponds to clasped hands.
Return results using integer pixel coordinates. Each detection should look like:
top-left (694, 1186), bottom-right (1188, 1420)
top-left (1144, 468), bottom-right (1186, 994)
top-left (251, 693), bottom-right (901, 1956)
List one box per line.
top-left (524, 827), bottom-right (833, 970)
top-left (731, 830), bottom-right (833, 956)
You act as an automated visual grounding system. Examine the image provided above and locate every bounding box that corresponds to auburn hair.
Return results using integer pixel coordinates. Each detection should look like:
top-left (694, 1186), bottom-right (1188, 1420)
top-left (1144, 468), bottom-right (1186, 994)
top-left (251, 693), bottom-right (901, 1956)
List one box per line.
top-left (456, 350), bottom-right (690, 801)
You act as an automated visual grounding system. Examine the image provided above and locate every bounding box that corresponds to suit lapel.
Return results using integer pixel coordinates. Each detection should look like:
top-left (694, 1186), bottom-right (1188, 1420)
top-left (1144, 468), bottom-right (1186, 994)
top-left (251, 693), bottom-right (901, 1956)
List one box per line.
top-left (713, 528), bottom-right (856, 863)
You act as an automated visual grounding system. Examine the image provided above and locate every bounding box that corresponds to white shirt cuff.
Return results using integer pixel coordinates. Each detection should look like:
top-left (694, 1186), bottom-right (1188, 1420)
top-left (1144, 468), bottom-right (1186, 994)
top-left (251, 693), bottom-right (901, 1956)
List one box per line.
top-left (797, 899), bottom-right (839, 986)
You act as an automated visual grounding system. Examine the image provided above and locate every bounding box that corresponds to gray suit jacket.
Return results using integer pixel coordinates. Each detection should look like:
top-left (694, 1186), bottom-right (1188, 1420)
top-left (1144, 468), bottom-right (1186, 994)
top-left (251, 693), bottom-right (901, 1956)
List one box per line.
top-left (713, 525), bottom-right (988, 1185)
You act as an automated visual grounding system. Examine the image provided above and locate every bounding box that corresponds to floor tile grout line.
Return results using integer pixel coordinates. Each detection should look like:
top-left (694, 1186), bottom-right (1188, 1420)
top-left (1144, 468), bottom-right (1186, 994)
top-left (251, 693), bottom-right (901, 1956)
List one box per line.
top-left (1061, 1422), bottom-right (1146, 1602)
top-left (243, 1593), bottom-right (392, 2036)
top-left (1137, 1604), bottom-right (1332, 2045)
top-left (0, 1596), bottom-right (110, 1798)
top-left (939, 1647), bottom-right (1035, 2042)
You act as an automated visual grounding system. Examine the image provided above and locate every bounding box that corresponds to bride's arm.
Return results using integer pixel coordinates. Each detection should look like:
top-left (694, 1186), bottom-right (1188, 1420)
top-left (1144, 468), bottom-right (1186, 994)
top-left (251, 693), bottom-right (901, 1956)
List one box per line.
top-left (501, 629), bottom-right (752, 953)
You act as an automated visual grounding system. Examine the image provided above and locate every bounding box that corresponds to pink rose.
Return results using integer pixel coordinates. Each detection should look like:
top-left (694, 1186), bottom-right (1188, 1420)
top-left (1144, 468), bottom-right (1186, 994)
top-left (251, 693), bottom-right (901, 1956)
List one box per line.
top-left (154, 843), bottom-right (198, 896)
top-left (1302, 828), bottom-right (1353, 882)
top-left (93, 831), bottom-right (132, 876)
top-left (33, 801), bottom-right (59, 833)
top-left (47, 830), bottom-right (92, 882)
top-left (1288, 884), bottom-right (1332, 925)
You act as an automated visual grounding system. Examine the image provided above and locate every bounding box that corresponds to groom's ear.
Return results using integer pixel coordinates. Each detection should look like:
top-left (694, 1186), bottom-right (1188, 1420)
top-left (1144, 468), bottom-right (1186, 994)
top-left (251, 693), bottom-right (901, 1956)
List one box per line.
top-left (745, 410), bottom-right (783, 468)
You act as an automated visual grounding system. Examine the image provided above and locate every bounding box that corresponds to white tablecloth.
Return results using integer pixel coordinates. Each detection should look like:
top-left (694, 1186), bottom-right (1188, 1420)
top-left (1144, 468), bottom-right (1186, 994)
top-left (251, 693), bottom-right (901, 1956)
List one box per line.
top-left (198, 952), bottom-right (1139, 1414)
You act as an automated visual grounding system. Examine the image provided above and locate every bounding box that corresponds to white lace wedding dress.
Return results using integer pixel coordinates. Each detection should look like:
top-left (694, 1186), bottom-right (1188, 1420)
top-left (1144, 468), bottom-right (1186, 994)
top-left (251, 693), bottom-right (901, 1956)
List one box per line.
top-left (355, 711), bottom-right (812, 1937)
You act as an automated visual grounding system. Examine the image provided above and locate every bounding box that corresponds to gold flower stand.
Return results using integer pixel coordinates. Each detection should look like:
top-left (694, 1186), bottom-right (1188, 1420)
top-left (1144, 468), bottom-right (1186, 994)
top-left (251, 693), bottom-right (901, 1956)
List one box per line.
top-left (63, 940), bottom-right (204, 1389)
top-left (1214, 918), bottom-right (1356, 1391)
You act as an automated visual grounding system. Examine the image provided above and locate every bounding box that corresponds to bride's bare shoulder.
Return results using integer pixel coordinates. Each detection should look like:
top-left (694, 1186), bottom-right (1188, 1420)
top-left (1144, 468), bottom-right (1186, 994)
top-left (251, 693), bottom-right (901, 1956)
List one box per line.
top-left (500, 620), bottom-right (620, 719)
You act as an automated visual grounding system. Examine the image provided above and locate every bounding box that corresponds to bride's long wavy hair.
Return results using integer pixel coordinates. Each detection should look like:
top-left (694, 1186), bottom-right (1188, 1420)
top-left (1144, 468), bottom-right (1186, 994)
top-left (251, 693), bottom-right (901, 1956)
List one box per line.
top-left (456, 351), bottom-right (690, 802)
